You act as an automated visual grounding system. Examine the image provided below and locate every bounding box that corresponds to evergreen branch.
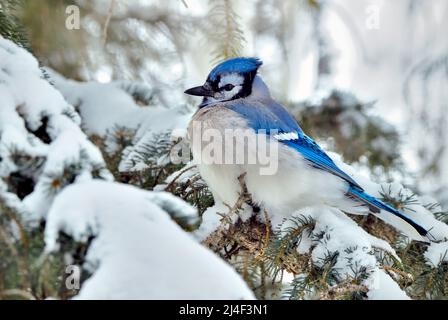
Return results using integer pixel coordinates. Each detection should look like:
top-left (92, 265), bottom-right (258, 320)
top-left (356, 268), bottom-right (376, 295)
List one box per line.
top-left (0, 0), bottom-right (29, 48)
top-left (319, 282), bottom-right (369, 300)
top-left (117, 82), bottom-right (155, 106)
top-left (379, 184), bottom-right (419, 212)
top-left (264, 215), bottom-right (315, 278)
top-left (414, 257), bottom-right (448, 299)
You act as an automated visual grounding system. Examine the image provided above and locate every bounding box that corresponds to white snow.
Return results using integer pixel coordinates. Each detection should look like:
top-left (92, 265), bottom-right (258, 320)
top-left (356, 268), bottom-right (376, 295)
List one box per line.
top-left (285, 206), bottom-right (407, 299)
top-left (366, 269), bottom-right (410, 300)
top-left (195, 201), bottom-right (236, 242)
top-left (425, 242), bottom-right (448, 267)
top-left (44, 180), bottom-right (254, 300)
top-left (48, 69), bottom-right (157, 137)
top-left (47, 68), bottom-right (194, 172)
top-left (0, 37), bottom-right (112, 223)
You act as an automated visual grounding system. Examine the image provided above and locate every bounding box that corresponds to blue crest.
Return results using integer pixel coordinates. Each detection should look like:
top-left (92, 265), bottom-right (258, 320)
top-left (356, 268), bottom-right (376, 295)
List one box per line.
top-left (208, 57), bottom-right (262, 81)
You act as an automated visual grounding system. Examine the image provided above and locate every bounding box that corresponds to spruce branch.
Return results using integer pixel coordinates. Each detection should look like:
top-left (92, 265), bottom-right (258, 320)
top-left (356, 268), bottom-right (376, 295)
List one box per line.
top-left (379, 184), bottom-right (419, 212)
top-left (415, 257), bottom-right (448, 299)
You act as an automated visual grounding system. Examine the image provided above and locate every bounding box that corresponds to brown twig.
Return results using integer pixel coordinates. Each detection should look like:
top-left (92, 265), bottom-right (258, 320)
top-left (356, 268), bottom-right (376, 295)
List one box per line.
top-left (319, 282), bottom-right (369, 300)
top-left (102, 0), bottom-right (116, 47)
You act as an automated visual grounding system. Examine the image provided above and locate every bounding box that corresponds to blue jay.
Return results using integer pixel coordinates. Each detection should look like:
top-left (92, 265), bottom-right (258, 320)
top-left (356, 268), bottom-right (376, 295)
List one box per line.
top-left (185, 57), bottom-right (428, 240)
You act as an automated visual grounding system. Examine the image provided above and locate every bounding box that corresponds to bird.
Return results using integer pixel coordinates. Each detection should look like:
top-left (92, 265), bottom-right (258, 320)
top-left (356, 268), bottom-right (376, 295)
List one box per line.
top-left (184, 57), bottom-right (429, 241)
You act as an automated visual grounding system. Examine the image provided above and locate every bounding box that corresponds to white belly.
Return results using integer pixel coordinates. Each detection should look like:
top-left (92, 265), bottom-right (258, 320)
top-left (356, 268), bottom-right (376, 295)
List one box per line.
top-left (196, 162), bottom-right (243, 206)
top-left (195, 139), bottom-right (353, 225)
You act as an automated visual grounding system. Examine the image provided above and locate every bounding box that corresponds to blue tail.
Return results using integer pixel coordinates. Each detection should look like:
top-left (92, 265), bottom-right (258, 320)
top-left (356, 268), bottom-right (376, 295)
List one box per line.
top-left (347, 186), bottom-right (428, 237)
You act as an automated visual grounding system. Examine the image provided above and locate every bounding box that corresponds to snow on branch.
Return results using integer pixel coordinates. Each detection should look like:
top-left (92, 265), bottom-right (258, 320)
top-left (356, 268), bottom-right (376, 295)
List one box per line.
top-left (47, 69), bottom-right (193, 173)
top-left (44, 180), bottom-right (254, 299)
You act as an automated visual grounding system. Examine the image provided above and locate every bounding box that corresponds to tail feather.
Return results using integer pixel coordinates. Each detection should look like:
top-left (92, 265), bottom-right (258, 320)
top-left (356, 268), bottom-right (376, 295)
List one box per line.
top-left (347, 186), bottom-right (428, 237)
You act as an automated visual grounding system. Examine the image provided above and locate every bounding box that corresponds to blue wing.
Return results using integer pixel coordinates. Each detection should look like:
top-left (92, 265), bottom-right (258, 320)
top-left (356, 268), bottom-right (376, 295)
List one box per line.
top-left (226, 101), bottom-right (364, 190)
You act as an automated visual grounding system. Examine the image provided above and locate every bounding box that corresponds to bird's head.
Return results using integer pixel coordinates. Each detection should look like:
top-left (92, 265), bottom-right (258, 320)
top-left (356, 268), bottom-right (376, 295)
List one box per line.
top-left (185, 57), bottom-right (263, 107)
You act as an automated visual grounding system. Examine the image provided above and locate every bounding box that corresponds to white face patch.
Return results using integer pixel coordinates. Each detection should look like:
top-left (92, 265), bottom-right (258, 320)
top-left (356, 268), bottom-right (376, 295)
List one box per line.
top-left (217, 73), bottom-right (244, 100)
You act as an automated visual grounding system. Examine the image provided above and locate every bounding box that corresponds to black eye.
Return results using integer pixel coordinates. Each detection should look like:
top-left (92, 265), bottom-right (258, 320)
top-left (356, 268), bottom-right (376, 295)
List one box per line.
top-left (222, 84), bottom-right (234, 91)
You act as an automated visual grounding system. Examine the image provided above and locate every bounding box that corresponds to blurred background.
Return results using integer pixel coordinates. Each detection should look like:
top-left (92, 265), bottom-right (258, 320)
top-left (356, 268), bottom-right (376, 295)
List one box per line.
top-left (4, 0), bottom-right (448, 204)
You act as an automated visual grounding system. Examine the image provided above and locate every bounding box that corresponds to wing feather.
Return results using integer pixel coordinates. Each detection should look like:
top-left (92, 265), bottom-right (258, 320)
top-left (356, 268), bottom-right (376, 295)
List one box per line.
top-left (281, 135), bottom-right (364, 190)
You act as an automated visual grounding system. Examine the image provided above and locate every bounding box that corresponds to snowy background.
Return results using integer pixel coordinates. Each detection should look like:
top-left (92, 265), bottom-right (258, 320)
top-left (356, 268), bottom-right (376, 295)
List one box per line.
top-left (0, 0), bottom-right (447, 300)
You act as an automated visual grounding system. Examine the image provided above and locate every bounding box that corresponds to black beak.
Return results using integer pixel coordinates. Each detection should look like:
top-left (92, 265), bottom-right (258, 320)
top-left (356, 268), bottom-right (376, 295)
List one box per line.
top-left (184, 85), bottom-right (214, 97)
